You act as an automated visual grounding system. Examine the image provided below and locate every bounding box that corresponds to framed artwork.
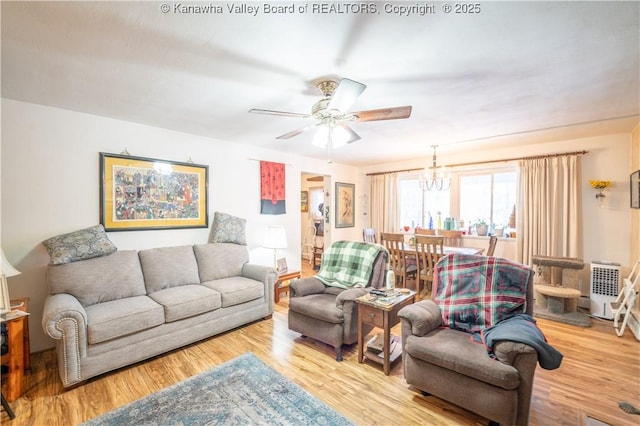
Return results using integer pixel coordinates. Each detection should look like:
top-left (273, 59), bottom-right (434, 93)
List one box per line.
top-left (301, 191), bottom-right (308, 212)
top-left (277, 257), bottom-right (288, 274)
top-left (631, 170), bottom-right (640, 209)
top-left (335, 182), bottom-right (355, 228)
top-left (100, 152), bottom-right (208, 231)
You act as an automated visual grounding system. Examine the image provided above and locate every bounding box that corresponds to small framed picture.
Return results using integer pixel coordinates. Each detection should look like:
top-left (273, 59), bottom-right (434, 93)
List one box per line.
top-left (276, 258), bottom-right (288, 274)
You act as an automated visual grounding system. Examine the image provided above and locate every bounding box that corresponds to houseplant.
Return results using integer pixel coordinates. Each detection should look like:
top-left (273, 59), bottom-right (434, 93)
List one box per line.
top-left (474, 219), bottom-right (488, 236)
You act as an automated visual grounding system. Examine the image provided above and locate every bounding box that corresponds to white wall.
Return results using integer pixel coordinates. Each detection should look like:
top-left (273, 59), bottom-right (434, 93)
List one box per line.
top-left (0, 98), bottom-right (363, 352)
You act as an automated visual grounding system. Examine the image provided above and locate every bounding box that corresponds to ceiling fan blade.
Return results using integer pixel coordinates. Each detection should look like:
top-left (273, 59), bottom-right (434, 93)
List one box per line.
top-left (327, 78), bottom-right (366, 112)
top-left (352, 106), bottom-right (412, 122)
top-left (341, 124), bottom-right (361, 144)
top-left (249, 108), bottom-right (311, 119)
top-left (276, 123), bottom-right (318, 139)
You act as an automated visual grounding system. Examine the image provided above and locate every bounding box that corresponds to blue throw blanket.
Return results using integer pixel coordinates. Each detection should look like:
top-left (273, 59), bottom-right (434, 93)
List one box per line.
top-left (476, 313), bottom-right (563, 370)
top-left (315, 241), bottom-right (387, 289)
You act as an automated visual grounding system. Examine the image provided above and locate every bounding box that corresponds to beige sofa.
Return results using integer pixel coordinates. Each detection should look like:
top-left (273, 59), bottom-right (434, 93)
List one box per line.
top-left (42, 243), bottom-right (277, 387)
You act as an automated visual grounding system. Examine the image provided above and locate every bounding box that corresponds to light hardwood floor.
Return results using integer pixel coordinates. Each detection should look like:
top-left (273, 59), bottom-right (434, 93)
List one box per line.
top-left (2, 260), bottom-right (639, 425)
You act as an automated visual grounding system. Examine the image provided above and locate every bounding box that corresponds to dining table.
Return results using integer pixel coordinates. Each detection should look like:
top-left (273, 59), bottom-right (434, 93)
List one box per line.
top-left (404, 244), bottom-right (484, 256)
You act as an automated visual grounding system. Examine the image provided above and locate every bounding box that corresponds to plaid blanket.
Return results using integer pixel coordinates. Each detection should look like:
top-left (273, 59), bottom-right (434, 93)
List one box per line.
top-left (315, 240), bottom-right (388, 289)
top-left (433, 254), bottom-right (533, 333)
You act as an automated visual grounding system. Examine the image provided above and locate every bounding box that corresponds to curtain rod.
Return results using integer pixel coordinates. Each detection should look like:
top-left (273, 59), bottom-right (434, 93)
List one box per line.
top-left (248, 158), bottom-right (293, 166)
top-left (365, 150), bottom-right (589, 176)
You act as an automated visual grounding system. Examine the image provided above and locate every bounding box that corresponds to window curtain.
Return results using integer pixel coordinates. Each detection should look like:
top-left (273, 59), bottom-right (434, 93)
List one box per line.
top-left (516, 155), bottom-right (582, 265)
top-left (369, 172), bottom-right (400, 235)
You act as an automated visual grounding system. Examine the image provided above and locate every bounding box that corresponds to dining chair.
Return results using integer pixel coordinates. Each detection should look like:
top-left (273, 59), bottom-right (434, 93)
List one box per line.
top-left (415, 227), bottom-right (436, 235)
top-left (414, 235), bottom-right (444, 298)
top-left (362, 228), bottom-right (377, 243)
top-left (440, 230), bottom-right (463, 247)
top-left (380, 232), bottom-right (417, 289)
top-left (486, 235), bottom-right (498, 256)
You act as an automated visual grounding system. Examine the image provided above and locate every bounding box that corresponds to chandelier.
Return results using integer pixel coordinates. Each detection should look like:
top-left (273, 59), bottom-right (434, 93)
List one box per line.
top-left (419, 145), bottom-right (450, 191)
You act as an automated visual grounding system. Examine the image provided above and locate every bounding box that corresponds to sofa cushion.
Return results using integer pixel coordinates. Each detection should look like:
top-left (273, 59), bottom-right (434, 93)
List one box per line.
top-left (85, 296), bottom-right (164, 344)
top-left (202, 277), bottom-right (263, 308)
top-left (194, 243), bottom-right (249, 282)
top-left (288, 293), bottom-right (344, 324)
top-left (139, 245), bottom-right (200, 293)
top-left (404, 328), bottom-right (520, 390)
top-left (47, 250), bottom-right (146, 306)
top-left (43, 224), bottom-right (117, 265)
top-left (149, 285), bottom-right (222, 322)
top-left (209, 211), bottom-right (247, 245)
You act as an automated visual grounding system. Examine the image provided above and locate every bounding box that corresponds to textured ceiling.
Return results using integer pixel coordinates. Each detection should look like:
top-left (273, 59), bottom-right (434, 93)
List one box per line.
top-left (2, 1), bottom-right (639, 166)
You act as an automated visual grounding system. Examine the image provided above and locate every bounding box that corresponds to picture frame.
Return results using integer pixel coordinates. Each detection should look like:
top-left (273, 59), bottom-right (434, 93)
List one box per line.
top-left (99, 152), bottom-right (209, 231)
top-left (301, 190), bottom-right (308, 212)
top-left (277, 257), bottom-right (288, 274)
top-left (335, 182), bottom-right (355, 228)
top-left (631, 170), bottom-right (640, 209)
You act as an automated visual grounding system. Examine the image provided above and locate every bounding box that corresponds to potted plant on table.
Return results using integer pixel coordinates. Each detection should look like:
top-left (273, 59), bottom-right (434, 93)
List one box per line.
top-left (474, 219), bottom-right (488, 236)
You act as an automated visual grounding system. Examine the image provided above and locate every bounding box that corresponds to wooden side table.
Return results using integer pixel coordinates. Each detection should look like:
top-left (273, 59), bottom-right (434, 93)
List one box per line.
top-left (274, 270), bottom-right (301, 303)
top-left (1, 311), bottom-right (28, 402)
top-left (356, 290), bottom-right (416, 375)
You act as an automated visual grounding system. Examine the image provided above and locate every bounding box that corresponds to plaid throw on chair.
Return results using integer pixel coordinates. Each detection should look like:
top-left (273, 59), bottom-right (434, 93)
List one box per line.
top-left (315, 240), bottom-right (388, 289)
top-left (433, 253), bottom-right (533, 333)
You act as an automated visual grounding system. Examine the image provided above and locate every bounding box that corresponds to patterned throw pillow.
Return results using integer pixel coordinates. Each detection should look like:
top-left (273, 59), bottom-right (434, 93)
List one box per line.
top-left (209, 212), bottom-right (247, 245)
top-left (42, 225), bottom-right (117, 265)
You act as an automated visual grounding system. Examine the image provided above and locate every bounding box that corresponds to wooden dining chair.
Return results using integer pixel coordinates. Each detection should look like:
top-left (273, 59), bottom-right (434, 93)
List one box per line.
top-left (486, 235), bottom-right (498, 256)
top-left (414, 235), bottom-right (444, 298)
top-left (380, 232), bottom-right (417, 289)
top-left (362, 228), bottom-right (377, 243)
top-left (415, 227), bottom-right (436, 235)
top-left (439, 230), bottom-right (463, 247)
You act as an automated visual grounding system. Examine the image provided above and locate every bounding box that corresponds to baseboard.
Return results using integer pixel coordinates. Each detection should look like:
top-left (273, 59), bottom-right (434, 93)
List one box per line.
top-left (628, 312), bottom-right (640, 341)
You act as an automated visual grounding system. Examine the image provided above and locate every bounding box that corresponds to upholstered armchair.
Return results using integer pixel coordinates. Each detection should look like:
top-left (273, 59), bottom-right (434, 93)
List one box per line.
top-left (399, 254), bottom-right (543, 426)
top-left (288, 241), bottom-right (388, 361)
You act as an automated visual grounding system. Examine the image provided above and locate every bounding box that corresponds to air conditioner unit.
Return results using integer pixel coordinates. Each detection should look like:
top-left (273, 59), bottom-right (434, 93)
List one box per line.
top-left (590, 261), bottom-right (620, 319)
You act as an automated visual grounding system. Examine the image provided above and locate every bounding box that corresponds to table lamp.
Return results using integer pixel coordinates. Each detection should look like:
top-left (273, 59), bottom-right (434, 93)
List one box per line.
top-left (263, 226), bottom-right (287, 269)
top-left (1, 248), bottom-right (21, 314)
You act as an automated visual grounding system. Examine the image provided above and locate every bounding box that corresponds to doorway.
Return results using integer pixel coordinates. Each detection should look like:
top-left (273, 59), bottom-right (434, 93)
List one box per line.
top-left (301, 172), bottom-right (330, 267)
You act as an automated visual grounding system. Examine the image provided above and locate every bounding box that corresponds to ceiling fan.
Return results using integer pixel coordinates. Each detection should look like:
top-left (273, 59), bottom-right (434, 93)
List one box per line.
top-left (249, 78), bottom-right (412, 148)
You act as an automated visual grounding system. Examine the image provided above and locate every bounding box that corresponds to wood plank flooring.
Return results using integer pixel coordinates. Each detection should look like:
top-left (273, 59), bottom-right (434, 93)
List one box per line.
top-left (2, 260), bottom-right (639, 425)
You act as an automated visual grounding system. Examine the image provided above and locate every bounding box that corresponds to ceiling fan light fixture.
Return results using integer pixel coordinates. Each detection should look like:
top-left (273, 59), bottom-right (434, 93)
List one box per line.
top-left (312, 124), bottom-right (350, 149)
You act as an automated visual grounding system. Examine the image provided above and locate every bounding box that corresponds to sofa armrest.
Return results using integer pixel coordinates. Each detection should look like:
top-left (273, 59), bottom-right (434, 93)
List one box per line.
top-left (42, 293), bottom-right (89, 387)
top-left (290, 277), bottom-right (327, 297)
top-left (398, 300), bottom-right (442, 336)
top-left (492, 340), bottom-right (537, 366)
top-left (242, 263), bottom-right (278, 286)
top-left (42, 293), bottom-right (88, 340)
top-left (335, 288), bottom-right (368, 306)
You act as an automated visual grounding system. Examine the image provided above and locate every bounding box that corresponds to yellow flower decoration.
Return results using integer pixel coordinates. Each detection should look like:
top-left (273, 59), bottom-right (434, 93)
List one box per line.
top-left (589, 180), bottom-right (611, 190)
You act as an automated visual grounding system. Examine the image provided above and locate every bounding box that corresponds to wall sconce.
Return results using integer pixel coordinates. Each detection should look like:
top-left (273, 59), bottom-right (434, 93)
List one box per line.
top-left (589, 180), bottom-right (611, 207)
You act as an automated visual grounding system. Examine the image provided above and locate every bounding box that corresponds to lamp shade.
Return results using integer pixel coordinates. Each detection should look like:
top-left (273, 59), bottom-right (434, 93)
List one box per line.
top-left (263, 226), bottom-right (287, 249)
top-left (0, 248), bottom-right (21, 277)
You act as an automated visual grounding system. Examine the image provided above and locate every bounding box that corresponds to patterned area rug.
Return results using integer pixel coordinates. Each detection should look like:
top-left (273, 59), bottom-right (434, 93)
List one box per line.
top-left (82, 352), bottom-right (352, 426)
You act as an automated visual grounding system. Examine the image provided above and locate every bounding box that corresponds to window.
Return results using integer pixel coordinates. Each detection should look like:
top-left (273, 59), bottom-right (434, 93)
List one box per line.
top-left (459, 171), bottom-right (516, 229)
top-left (399, 177), bottom-right (450, 229)
top-left (398, 167), bottom-right (516, 231)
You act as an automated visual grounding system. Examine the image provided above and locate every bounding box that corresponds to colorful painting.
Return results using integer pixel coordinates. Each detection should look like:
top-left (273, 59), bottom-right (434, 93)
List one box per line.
top-left (100, 153), bottom-right (208, 231)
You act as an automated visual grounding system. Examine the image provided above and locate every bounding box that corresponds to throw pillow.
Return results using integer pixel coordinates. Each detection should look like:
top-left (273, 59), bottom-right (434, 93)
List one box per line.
top-left (209, 212), bottom-right (247, 245)
top-left (42, 224), bottom-right (117, 265)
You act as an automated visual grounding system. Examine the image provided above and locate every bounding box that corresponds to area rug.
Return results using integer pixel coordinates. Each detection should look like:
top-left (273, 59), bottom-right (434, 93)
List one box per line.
top-left (82, 352), bottom-right (352, 426)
